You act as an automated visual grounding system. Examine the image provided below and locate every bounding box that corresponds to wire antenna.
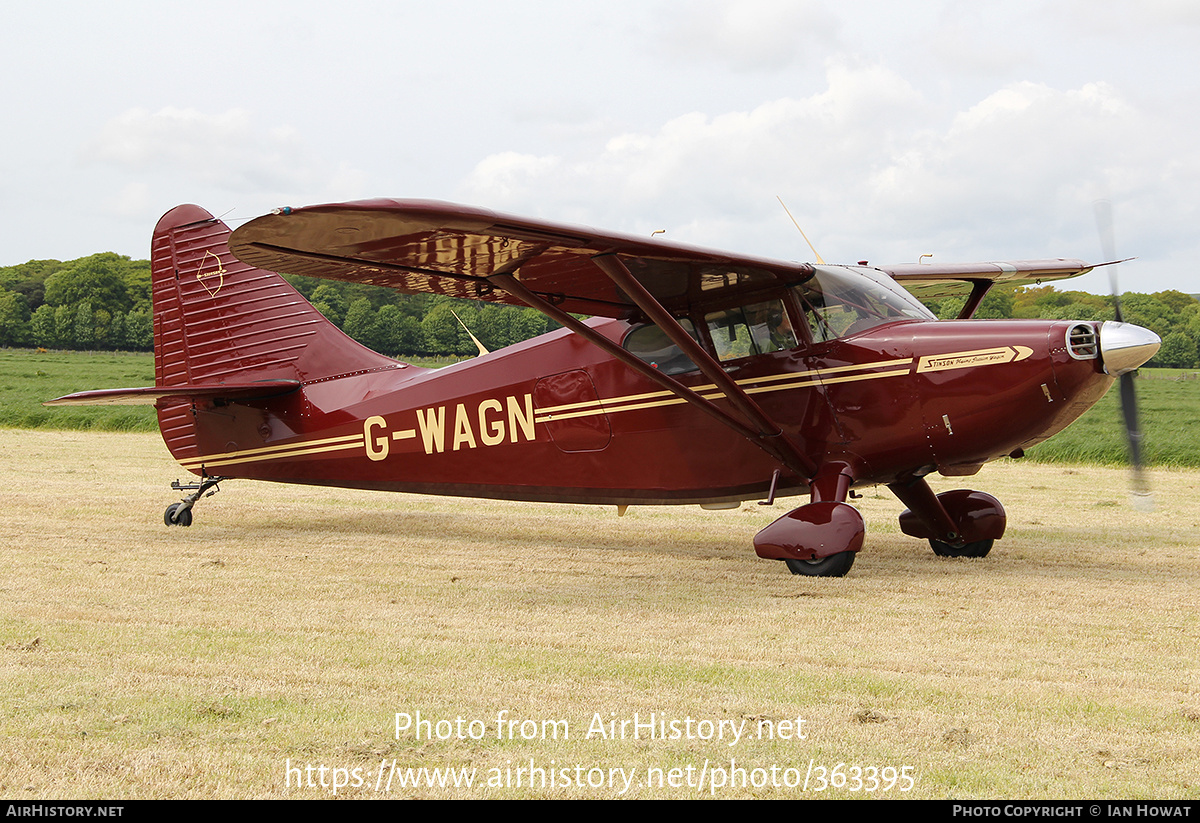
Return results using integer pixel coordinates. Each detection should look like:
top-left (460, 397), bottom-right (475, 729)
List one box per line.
top-left (777, 196), bottom-right (825, 264)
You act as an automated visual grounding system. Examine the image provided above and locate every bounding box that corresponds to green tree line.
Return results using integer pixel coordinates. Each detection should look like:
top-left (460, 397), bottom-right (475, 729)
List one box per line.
top-left (2, 253), bottom-right (1199, 366)
top-left (0, 254), bottom-right (154, 351)
top-left (0, 255), bottom-right (558, 358)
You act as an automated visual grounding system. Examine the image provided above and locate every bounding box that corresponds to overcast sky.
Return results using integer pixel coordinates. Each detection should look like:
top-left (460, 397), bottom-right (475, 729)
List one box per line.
top-left (3, 0), bottom-right (1197, 294)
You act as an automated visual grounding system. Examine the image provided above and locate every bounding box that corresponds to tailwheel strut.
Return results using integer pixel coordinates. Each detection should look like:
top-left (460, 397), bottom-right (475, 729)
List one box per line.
top-left (164, 475), bottom-right (227, 527)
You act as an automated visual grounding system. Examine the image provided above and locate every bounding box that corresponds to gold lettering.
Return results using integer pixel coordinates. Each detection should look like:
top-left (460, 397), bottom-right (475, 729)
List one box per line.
top-left (507, 394), bottom-right (534, 443)
top-left (364, 416), bottom-right (389, 461)
top-left (478, 399), bottom-right (505, 446)
top-left (416, 406), bottom-right (446, 454)
top-left (452, 403), bottom-right (477, 451)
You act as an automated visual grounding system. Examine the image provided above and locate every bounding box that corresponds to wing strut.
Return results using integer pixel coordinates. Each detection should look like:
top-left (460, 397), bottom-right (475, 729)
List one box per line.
top-left (589, 253), bottom-right (818, 480)
top-left (487, 272), bottom-right (813, 480)
top-left (956, 280), bottom-right (993, 320)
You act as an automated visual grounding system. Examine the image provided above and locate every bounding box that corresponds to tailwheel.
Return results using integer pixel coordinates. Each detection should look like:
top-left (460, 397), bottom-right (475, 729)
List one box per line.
top-left (784, 552), bottom-right (856, 577)
top-left (163, 475), bottom-right (226, 527)
top-left (164, 503), bottom-right (193, 527)
top-left (929, 538), bottom-right (993, 558)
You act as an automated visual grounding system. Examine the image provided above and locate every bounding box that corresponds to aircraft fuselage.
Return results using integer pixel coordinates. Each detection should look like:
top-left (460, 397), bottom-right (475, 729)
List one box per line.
top-left (163, 315), bottom-right (1111, 507)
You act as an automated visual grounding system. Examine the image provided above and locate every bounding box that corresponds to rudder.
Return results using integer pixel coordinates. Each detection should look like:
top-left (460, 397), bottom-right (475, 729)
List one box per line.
top-left (150, 205), bottom-right (400, 464)
top-left (151, 205), bottom-right (397, 386)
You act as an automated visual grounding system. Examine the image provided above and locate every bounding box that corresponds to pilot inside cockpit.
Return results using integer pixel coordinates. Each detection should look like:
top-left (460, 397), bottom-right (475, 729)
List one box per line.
top-left (747, 301), bottom-right (798, 354)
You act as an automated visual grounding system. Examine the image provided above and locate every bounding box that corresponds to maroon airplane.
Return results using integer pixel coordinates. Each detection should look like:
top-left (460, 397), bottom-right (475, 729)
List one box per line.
top-left (48, 200), bottom-right (1160, 577)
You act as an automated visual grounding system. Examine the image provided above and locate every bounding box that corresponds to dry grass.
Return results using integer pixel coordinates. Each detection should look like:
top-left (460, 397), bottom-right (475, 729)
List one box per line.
top-left (0, 430), bottom-right (1196, 799)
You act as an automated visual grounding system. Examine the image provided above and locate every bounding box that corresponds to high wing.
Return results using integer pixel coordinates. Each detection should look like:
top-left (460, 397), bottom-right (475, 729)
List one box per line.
top-left (880, 259), bottom-right (1095, 301)
top-left (229, 199), bottom-right (1096, 316)
top-left (229, 199), bottom-right (815, 318)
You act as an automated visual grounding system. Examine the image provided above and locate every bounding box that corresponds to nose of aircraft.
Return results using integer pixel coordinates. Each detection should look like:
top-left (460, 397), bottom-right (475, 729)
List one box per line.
top-left (1100, 321), bottom-right (1161, 376)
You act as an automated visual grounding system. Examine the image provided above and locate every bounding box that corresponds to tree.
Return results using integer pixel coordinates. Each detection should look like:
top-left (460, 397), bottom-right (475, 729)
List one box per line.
top-left (0, 291), bottom-right (30, 346)
top-left (124, 308), bottom-right (153, 350)
top-left (121, 259), bottom-right (153, 312)
top-left (0, 259), bottom-right (64, 312)
top-left (974, 287), bottom-right (1015, 319)
top-left (30, 304), bottom-right (55, 348)
top-left (1121, 293), bottom-right (1174, 339)
top-left (1155, 331), bottom-right (1197, 369)
top-left (44, 254), bottom-right (132, 315)
top-left (342, 298), bottom-right (378, 350)
top-left (1154, 290), bottom-right (1196, 315)
top-left (310, 283), bottom-right (349, 326)
top-left (54, 305), bottom-right (73, 348)
top-left (73, 301), bottom-right (95, 349)
top-left (372, 304), bottom-right (421, 356)
top-left (421, 301), bottom-right (464, 355)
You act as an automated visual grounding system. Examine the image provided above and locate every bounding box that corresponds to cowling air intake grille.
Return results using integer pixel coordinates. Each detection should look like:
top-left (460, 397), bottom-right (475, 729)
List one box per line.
top-left (1067, 323), bottom-right (1099, 360)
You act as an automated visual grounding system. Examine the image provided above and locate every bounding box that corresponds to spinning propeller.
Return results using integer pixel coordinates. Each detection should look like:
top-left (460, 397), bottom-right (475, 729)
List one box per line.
top-left (1094, 199), bottom-right (1156, 511)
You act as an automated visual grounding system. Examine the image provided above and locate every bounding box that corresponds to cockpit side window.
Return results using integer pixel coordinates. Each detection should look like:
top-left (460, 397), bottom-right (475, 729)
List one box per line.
top-left (622, 319), bottom-right (701, 375)
top-left (704, 299), bottom-right (798, 362)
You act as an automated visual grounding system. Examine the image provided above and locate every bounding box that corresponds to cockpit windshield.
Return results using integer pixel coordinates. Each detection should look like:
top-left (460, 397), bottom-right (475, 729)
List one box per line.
top-left (795, 265), bottom-right (935, 342)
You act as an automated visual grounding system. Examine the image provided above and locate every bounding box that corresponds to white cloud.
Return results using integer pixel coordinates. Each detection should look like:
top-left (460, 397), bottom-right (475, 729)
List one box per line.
top-left (459, 62), bottom-right (1198, 283)
top-left (461, 62), bottom-right (926, 246)
top-left (463, 152), bottom-right (563, 203)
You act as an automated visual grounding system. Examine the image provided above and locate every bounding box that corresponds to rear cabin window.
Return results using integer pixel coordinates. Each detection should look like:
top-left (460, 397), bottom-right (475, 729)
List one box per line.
top-left (622, 320), bottom-right (701, 375)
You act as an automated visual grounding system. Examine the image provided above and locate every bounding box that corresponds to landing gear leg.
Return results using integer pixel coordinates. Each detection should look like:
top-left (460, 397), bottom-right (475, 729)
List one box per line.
top-left (755, 461), bottom-right (864, 577)
top-left (888, 478), bottom-right (1006, 558)
top-left (164, 475), bottom-right (226, 527)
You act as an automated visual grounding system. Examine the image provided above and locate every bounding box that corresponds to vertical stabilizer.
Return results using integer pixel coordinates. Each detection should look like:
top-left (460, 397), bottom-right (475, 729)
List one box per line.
top-left (151, 205), bottom-right (398, 387)
top-left (150, 205), bottom-right (401, 463)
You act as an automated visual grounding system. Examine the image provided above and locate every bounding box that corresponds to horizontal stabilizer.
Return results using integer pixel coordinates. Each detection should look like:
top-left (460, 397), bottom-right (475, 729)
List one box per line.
top-left (44, 380), bottom-right (301, 406)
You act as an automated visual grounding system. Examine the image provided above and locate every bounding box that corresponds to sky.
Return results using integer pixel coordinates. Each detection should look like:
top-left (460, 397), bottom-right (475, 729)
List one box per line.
top-left (3, 0), bottom-right (1198, 295)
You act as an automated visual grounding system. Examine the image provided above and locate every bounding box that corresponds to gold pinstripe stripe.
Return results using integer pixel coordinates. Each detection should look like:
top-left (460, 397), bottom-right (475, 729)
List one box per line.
top-left (532, 357), bottom-right (912, 417)
top-left (175, 347), bottom-right (1015, 470)
top-left (180, 434), bottom-right (364, 470)
top-left (534, 358), bottom-right (913, 422)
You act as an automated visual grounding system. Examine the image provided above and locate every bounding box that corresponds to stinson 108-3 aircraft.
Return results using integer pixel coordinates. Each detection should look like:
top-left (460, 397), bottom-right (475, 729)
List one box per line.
top-left (48, 200), bottom-right (1160, 577)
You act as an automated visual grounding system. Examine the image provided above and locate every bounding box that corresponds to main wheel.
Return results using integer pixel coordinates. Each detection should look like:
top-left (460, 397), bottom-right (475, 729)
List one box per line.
top-left (164, 503), bottom-right (193, 527)
top-left (929, 538), bottom-right (992, 558)
top-left (784, 552), bottom-right (856, 577)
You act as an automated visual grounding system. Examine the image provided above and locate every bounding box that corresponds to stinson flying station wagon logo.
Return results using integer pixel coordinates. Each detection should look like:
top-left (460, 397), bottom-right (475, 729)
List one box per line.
top-left (916, 346), bottom-right (1033, 373)
top-left (196, 250), bottom-right (227, 297)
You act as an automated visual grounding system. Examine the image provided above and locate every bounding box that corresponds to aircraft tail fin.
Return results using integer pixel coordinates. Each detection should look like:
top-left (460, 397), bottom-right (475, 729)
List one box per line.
top-left (147, 205), bottom-right (401, 464)
top-left (151, 204), bottom-right (398, 387)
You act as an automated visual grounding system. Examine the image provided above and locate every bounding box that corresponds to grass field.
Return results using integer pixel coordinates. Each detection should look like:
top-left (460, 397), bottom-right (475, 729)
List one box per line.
top-left (1025, 370), bottom-right (1200, 467)
top-left (0, 350), bottom-right (157, 431)
top-left (0, 430), bottom-right (1196, 798)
